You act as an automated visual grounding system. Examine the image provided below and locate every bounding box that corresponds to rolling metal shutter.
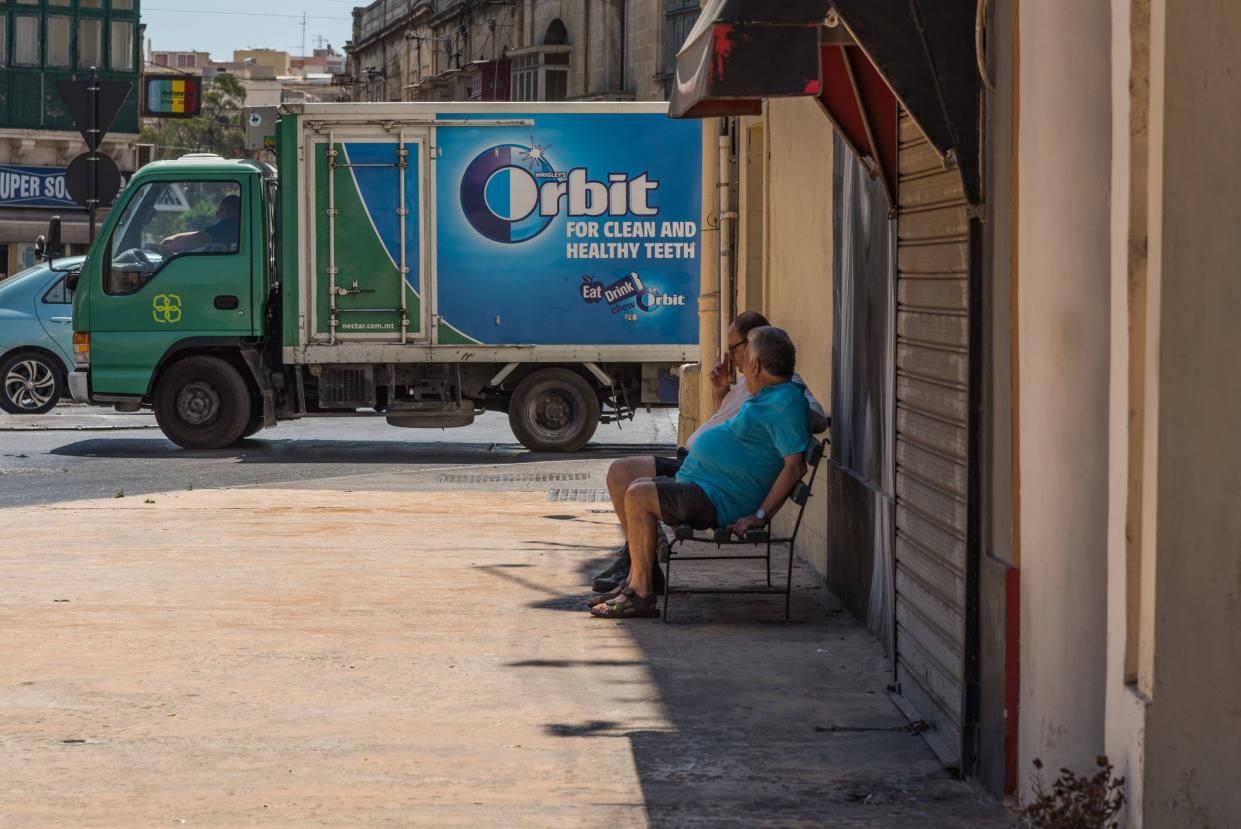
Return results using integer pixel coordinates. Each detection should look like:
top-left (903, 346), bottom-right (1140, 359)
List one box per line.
top-left (891, 110), bottom-right (974, 769)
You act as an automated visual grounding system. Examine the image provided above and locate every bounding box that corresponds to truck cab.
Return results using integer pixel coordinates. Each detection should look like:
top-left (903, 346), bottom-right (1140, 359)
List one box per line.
top-left (71, 155), bottom-right (276, 445)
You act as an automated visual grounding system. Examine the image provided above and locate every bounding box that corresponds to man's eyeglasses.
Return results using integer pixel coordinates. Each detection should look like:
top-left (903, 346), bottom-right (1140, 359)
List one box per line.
top-left (726, 340), bottom-right (745, 357)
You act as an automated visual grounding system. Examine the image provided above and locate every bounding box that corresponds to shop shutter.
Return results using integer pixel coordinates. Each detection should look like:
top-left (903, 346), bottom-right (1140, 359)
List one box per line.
top-left (891, 109), bottom-right (973, 769)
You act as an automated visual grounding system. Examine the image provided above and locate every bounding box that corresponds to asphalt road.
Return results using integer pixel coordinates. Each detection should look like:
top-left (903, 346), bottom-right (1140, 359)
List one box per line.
top-left (0, 407), bottom-right (678, 508)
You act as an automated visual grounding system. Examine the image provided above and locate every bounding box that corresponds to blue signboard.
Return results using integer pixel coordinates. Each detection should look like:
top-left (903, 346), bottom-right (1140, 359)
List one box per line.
top-left (0, 163), bottom-right (131, 209)
top-left (0, 164), bottom-right (79, 208)
top-left (434, 112), bottom-right (701, 346)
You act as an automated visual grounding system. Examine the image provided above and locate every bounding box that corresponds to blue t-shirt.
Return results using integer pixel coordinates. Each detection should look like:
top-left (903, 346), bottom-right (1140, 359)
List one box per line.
top-left (675, 380), bottom-right (811, 526)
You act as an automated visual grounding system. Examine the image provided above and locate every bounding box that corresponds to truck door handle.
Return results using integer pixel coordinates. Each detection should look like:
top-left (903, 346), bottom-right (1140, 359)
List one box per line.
top-left (49, 316), bottom-right (72, 323)
top-left (214, 295), bottom-right (240, 310)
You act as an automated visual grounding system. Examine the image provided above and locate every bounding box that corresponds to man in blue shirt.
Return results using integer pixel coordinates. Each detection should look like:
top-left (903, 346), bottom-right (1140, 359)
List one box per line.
top-left (591, 326), bottom-right (812, 618)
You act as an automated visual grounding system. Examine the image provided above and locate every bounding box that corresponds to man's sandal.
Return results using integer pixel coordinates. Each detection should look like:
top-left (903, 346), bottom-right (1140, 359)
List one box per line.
top-left (589, 587), bottom-right (659, 619)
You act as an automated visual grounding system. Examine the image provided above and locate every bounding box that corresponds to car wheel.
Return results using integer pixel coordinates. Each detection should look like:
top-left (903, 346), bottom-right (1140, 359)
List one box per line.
top-left (153, 356), bottom-right (252, 450)
top-left (0, 352), bottom-right (63, 415)
top-left (508, 368), bottom-right (601, 452)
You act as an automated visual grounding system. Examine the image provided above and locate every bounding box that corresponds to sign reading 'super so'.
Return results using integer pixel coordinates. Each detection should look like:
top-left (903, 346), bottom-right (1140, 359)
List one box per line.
top-left (437, 112), bottom-right (701, 346)
top-left (0, 164), bottom-right (81, 208)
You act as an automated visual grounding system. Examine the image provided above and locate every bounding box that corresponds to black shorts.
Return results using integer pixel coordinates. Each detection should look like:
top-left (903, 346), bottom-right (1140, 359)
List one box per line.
top-left (654, 476), bottom-right (717, 530)
top-left (653, 446), bottom-right (689, 478)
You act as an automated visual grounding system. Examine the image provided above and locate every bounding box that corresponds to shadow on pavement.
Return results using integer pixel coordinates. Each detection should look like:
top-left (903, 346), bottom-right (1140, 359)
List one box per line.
top-left (514, 546), bottom-right (1012, 826)
top-left (49, 438), bottom-right (673, 466)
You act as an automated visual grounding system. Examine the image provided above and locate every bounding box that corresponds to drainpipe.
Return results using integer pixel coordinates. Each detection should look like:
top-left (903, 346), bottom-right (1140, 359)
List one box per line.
top-left (718, 120), bottom-right (738, 364)
top-left (697, 117), bottom-right (721, 426)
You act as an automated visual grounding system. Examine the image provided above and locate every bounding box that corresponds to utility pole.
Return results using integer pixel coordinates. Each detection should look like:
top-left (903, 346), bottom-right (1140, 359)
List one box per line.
top-left (301, 12), bottom-right (307, 58)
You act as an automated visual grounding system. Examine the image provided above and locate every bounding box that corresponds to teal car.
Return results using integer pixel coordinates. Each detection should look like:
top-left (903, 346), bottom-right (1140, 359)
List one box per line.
top-left (0, 256), bottom-right (85, 414)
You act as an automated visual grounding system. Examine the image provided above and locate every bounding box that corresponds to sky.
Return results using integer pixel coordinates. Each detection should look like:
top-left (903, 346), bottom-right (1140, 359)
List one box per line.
top-left (141, 0), bottom-right (358, 62)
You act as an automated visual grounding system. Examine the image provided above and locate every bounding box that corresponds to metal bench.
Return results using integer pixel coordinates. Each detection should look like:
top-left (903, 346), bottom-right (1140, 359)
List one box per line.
top-left (663, 437), bottom-right (827, 623)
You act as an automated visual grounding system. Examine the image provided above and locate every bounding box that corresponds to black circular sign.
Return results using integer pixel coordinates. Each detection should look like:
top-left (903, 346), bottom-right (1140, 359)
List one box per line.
top-left (66, 151), bottom-right (122, 208)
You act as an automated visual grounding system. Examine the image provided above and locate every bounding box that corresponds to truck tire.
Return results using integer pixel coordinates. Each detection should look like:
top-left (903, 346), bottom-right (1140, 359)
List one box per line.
top-left (153, 356), bottom-right (252, 450)
top-left (508, 368), bottom-right (601, 452)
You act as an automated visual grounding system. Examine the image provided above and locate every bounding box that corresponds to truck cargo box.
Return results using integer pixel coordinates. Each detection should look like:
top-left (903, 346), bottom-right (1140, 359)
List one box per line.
top-left (281, 102), bottom-right (702, 363)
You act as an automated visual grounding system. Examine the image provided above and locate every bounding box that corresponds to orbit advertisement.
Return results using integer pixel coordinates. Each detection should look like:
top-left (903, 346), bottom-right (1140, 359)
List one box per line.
top-left (435, 112), bottom-right (701, 346)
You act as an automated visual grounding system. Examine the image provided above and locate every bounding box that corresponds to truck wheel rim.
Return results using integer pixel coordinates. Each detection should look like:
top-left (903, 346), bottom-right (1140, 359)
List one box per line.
top-left (176, 381), bottom-right (222, 427)
top-left (5, 359), bottom-right (55, 410)
top-left (527, 390), bottom-right (580, 441)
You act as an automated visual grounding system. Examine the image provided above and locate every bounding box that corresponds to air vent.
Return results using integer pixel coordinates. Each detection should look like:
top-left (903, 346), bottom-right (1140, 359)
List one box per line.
top-left (320, 365), bottom-right (374, 408)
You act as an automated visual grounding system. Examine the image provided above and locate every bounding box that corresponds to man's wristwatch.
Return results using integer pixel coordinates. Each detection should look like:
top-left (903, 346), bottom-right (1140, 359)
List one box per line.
top-left (755, 509), bottom-right (768, 524)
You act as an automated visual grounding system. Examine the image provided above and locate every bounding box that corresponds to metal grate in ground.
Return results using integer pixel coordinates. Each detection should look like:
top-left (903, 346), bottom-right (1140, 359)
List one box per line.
top-left (437, 471), bottom-right (593, 484)
top-left (546, 488), bottom-right (610, 502)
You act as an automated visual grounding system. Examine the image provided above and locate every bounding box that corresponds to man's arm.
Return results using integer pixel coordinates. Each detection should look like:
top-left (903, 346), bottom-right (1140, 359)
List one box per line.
top-left (810, 410), bottom-right (830, 435)
top-left (731, 452), bottom-right (807, 537)
top-left (706, 360), bottom-right (731, 412)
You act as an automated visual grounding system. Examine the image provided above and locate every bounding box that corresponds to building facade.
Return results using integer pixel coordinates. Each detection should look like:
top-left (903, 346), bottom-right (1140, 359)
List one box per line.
top-left (0, 0), bottom-right (142, 278)
top-left (343, 0), bottom-right (697, 103)
top-left (674, 1), bottom-right (1241, 824)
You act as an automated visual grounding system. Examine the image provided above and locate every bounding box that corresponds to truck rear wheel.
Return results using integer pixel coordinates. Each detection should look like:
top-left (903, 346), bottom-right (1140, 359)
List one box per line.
top-left (154, 356), bottom-right (253, 450)
top-left (508, 368), bottom-right (601, 453)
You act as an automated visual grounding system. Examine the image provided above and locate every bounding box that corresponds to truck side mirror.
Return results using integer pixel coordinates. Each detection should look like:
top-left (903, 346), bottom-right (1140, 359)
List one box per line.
top-left (36, 216), bottom-right (64, 262)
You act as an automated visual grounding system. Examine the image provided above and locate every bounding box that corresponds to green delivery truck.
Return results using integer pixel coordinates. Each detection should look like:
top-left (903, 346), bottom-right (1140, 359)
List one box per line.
top-left (52, 102), bottom-right (702, 451)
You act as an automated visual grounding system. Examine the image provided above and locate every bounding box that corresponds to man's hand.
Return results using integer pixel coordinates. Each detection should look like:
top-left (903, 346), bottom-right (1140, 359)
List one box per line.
top-left (731, 515), bottom-right (765, 538)
top-left (707, 360), bottom-right (731, 395)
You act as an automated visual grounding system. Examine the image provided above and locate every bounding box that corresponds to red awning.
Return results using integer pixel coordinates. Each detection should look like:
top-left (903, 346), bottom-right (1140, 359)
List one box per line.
top-left (816, 42), bottom-right (899, 209)
top-left (669, 0), bottom-right (829, 119)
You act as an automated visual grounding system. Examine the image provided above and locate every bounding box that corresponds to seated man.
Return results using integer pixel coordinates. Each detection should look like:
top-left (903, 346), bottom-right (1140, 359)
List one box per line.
top-left (590, 326), bottom-right (811, 619)
top-left (592, 310), bottom-right (828, 594)
top-left (161, 194), bottom-right (241, 253)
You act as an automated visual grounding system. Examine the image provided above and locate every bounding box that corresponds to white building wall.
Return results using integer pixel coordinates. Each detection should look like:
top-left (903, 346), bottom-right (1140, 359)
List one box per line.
top-left (1016, 0), bottom-right (1112, 794)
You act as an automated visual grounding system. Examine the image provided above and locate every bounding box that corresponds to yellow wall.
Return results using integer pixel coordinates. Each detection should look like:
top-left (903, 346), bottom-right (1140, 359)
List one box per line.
top-left (232, 50), bottom-right (291, 76)
top-left (745, 98), bottom-right (835, 574)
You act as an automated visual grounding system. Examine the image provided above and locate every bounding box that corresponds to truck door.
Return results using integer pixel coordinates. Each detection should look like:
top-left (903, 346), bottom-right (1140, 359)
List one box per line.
top-left (90, 178), bottom-right (253, 395)
top-left (307, 129), bottom-right (429, 343)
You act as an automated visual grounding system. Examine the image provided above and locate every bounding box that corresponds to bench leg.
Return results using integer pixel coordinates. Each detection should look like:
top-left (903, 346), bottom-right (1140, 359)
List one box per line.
top-left (662, 542), bottom-right (675, 623)
top-left (765, 539), bottom-right (772, 587)
top-left (784, 542), bottom-right (795, 623)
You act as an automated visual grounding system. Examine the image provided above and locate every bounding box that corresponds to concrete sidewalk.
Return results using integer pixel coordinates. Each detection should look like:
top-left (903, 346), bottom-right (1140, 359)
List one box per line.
top-left (0, 485), bottom-right (1011, 827)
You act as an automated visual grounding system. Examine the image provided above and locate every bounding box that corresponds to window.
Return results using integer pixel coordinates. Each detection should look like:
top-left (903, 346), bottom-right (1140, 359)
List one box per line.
top-left (510, 49), bottom-right (571, 102)
top-left (664, 0), bottom-right (700, 79)
top-left (14, 16), bottom-right (39, 66)
top-left (113, 0), bottom-right (134, 8)
top-left (176, 53), bottom-right (195, 69)
top-left (43, 277), bottom-right (72, 305)
top-left (80, 0), bottom-right (102, 7)
top-left (110, 21), bottom-right (134, 70)
top-left (49, 0), bottom-right (71, 6)
top-left (106, 181), bottom-right (243, 295)
top-left (0, 14), bottom-right (6, 66)
top-left (79, 19), bottom-right (102, 69)
top-left (47, 17), bottom-right (71, 67)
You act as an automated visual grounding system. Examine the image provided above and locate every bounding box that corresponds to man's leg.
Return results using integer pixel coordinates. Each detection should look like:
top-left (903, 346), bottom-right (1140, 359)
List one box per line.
top-left (605, 455), bottom-right (656, 536)
top-left (621, 480), bottom-right (662, 597)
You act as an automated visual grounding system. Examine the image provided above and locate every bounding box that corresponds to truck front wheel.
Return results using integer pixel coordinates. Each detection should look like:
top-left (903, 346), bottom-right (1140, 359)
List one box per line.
top-left (154, 356), bottom-right (253, 450)
top-left (508, 369), bottom-right (601, 453)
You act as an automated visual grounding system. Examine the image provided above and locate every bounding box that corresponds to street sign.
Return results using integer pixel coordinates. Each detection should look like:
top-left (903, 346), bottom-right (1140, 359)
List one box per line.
top-left (54, 70), bottom-right (134, 241)
top-left (144, 77), bottom-right (202, 118)
top-left (55, 77), bottom-right (133, 151)
top-left (65, 152), bottom-right (122, 208)
top-left (244, 106), bottom-right (279, 152)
